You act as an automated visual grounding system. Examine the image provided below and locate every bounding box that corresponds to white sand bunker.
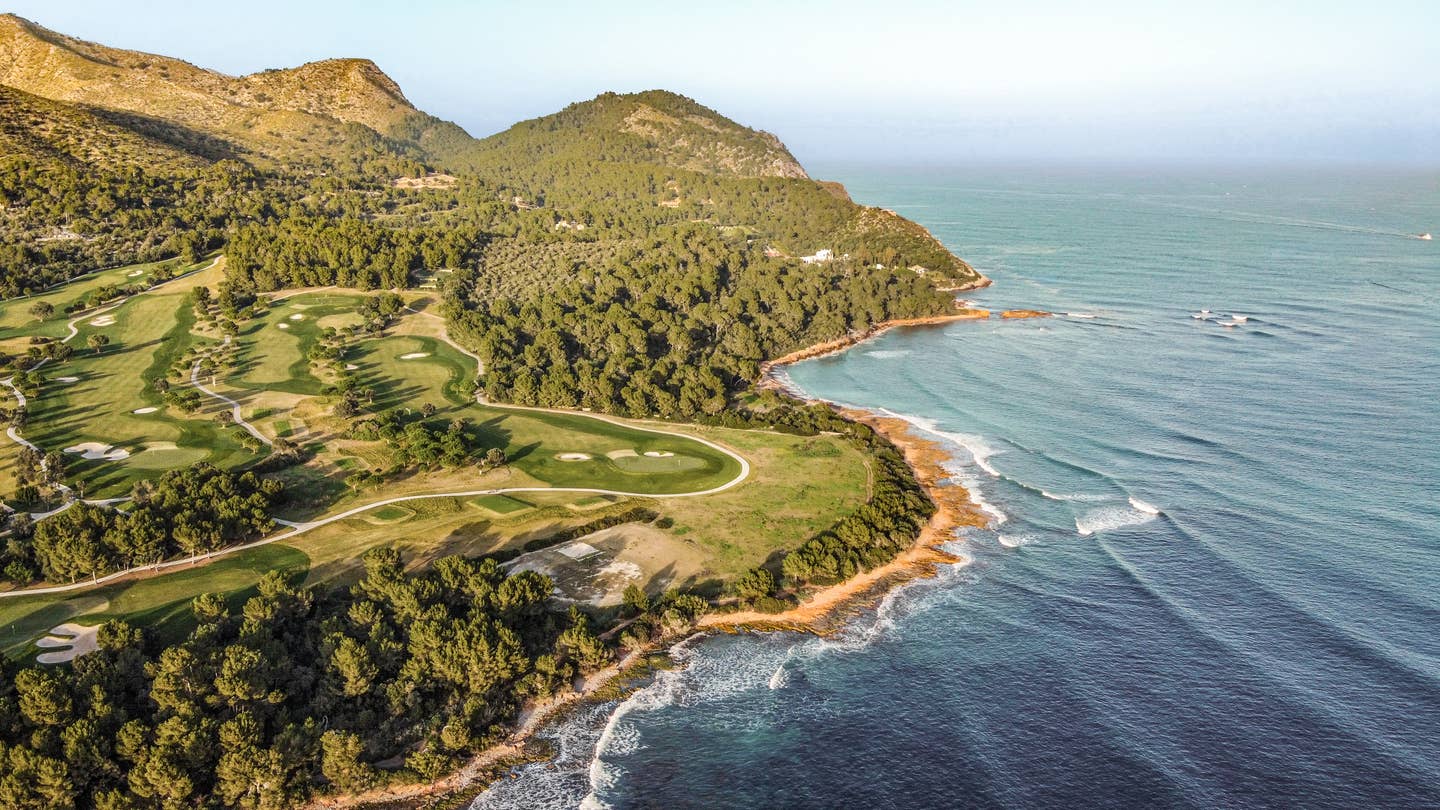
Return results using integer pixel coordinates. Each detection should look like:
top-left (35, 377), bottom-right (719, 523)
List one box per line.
top-left (55, 376), bottom-right (79, 383)
top-left (132, 406), bottom-right (159, 414)
top-left (289, 313), bottom-right (305, 321)
top-left (556, 452), bottom-right (592, 461)
top-left (644, 450), bottom-right (675, 457)
top-left (399, 352), bottom-right (430, 360)
top-left (90, 315), bottom-right (116, 327)
top-left (558, 541), bottom-right (603, 561)
top-left (64, 442), bottom-right (130, 460)
top-left (605, 449), bottom-right (638, 459)
top-left (277, 323), bottom-right (290, 330)
top-left (127, 270), bottom-right (145, 277)
top-left (345, 363), bottom-right (359, 370)
top-left (35, 623), bottom-right (99, 664)
top-left (143, 441), bottom-right (178, 451)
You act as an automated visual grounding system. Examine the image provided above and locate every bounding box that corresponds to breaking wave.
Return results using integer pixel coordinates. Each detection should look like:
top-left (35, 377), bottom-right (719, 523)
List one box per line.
top-left (1075, 503), bottom-right (1160, 536)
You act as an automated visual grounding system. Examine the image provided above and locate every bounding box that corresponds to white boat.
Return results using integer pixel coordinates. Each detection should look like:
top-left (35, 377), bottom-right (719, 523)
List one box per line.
top-left (1231, 314), bottom-right (1249, 323)
top-left (1419, 233), bottom-right (1433, 241)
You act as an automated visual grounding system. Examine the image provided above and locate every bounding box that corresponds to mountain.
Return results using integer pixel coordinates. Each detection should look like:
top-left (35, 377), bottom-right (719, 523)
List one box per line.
top-left (0, 13), bottom-right (468, 166)
top-left (468, 90), bottom-right (809, 179)
top-left (0, 84), bottom-right (207, 173)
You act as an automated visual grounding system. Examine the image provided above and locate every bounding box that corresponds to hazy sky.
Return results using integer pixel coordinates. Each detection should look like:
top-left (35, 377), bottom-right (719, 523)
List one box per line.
top-left (8, 0), bottom-right (1436, 165)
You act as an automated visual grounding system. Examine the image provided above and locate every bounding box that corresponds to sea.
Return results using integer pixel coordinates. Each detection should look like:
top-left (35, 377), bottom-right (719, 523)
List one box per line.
top-left (473, 165), bottom-right (1440, 809)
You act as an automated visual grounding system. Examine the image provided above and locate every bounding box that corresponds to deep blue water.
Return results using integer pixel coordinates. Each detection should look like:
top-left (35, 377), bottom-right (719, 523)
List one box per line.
top-left (476, 167), bottom-right (1440, 809)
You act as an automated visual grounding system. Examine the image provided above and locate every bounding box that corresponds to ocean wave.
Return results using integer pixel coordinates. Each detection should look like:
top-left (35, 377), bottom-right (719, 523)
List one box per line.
top-left (1075, 504), bottom-right (1160, 536)
top-left (1066, 312), bottom-right (1097, 319)
top-left (879, 409), bottom-right (1004, 477)
top-left (864, 349), bottom-right (912, 359)
top-left (998, 533), bottom-right (1039, 548)
top-left (1128, 497), bottom-right (1162, 515)
top-left (1040, 489), bottom-right (1115, 502)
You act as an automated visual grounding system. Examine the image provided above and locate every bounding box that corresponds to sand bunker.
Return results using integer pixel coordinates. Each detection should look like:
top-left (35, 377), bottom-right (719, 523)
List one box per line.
top-left (399, 352), bottom-right (430, 359)
top-left (558, 542), bottom-right (603, 560)
top-left (89, 315), bottom-right (116, 326)
top-left (345, 363), bottom-right (359, 370)
top-left (643, 450), bottom-right (675, 457)
top-left (143, 441), bottom-right (178, 451)
top-left (35, 623), bottom-right (99, 664)
top-left (277, 323), bottom-right (290, 330)
top-left (55, 376), bottom-right (79, 383)
top-left (132, 406), bottom-right (159, 414)
top-left (289, 313), bottom-right (305, 321)
top-left (556, 452), bottom-right (592, 461)
top-left (127, 270), bottom-right (145, 277)
top-left (64, 442), bottom-right (130, 460)
top-left (606, 449), bottom-right (639, 459)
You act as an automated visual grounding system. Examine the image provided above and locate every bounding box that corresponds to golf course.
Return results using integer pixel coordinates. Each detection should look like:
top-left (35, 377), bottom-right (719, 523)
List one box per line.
top-left (0, 257), bottom-right (870, 662)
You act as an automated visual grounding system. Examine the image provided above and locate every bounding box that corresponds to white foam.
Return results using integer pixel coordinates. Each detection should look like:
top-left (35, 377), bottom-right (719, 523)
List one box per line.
top-left (1128, 497), bottom-right (1162, 515)
top-left (1066, 312), bottom-right (1096, 319)
top-left (1075, 504), bottom-right (1158, 536)
top-left (1041, 489), bottom-right (1114, 502)
top-left (880, 409), bottom-right (1003, 477)
top-left (998, 534), bottom-right (1038, 548)
top-left (864, 349), bottom-right (913, 359)
top-left (1231, 315), bottom-right (1249, 323)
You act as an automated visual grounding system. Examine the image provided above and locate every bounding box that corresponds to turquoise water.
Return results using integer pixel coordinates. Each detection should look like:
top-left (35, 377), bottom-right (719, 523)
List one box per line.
top-left (475, 167), bottom-right (1440, 809)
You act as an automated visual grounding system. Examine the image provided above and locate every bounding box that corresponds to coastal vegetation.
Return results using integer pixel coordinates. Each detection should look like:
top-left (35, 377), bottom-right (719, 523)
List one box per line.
top-left (0, 13), bottom-right (982, 808)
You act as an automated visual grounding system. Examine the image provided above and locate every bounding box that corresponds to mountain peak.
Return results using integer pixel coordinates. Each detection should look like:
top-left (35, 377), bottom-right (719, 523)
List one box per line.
top-left (475, 88), bottom-right (809, 180)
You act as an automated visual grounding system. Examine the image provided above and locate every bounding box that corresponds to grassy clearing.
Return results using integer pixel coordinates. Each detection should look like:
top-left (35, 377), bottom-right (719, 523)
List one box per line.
top-left (0, 543), bottom-right (309, 660)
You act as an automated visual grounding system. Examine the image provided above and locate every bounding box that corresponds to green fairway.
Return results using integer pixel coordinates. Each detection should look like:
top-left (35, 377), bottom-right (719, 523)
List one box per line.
top-left (466, 405), bottom-right (745, 494)
top-left (0, 256), bottom-right (207, 345)
top-left (0, 543), bottom-right (310, 660)
top-left (20, 272), bottom-right (254, 497)
top-left (352, 333), bottom-right (474, 408)
top-left (228, 292), bottom-right (367, 395)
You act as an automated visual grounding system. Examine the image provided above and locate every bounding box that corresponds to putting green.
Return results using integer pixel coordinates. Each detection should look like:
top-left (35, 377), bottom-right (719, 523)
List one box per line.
top-left (471, 494), bottom-right (533, 514)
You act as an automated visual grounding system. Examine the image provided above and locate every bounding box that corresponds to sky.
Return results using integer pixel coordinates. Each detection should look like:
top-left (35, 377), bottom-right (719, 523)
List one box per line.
top-left (7, 0), bottom-right (1437, 166)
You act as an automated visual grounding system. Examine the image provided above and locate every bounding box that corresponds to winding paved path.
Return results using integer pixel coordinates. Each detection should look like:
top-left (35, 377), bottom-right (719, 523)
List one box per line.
top-left (190, 337), bottom-right (272, 447)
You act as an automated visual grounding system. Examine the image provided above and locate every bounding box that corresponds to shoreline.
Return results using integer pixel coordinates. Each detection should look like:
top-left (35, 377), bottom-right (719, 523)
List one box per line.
top-left (700, 408), bottom-right (992, 633)
top-left (315, 287), bottom-right (1002, 808)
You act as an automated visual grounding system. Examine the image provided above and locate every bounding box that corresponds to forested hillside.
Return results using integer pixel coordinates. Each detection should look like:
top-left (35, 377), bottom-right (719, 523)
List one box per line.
top-left (0, 10), bottom-right (984, 415)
